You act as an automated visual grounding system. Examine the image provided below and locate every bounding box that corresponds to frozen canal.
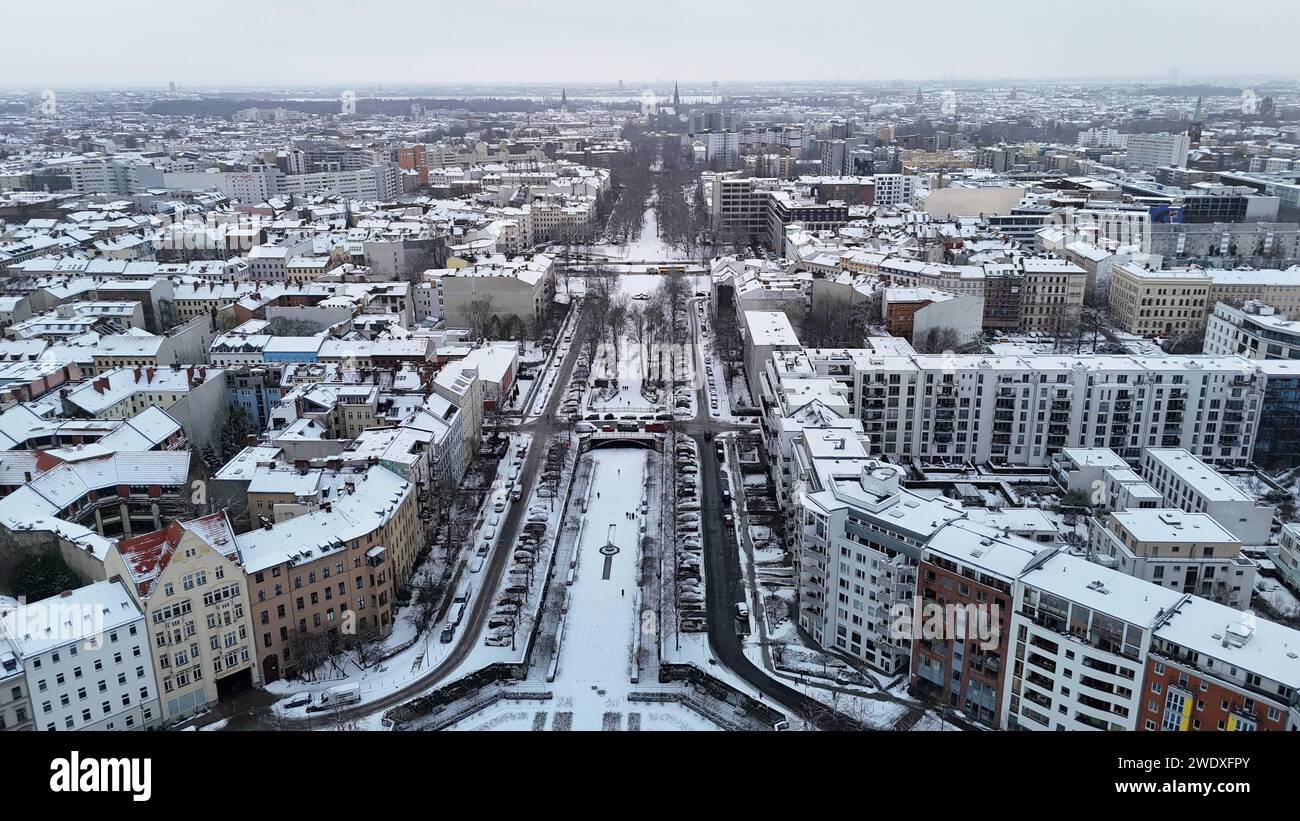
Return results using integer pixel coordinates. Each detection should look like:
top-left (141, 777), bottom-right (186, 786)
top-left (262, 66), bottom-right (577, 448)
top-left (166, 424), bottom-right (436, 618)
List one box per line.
top-left (560, 448), bottom-right (644, 686)
top-left (448, 448), bottom-right (720, 730)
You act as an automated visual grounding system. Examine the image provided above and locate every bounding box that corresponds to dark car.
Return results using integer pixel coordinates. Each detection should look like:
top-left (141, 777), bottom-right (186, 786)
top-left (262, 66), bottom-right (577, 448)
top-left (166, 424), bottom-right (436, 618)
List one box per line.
top-left (604, 413), bottom-right (616, 420)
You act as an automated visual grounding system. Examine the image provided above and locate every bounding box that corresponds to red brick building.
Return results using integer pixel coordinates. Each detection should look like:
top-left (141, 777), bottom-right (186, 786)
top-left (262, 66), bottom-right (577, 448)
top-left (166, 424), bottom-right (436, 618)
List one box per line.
top-left (1138, 596), bottom-right (1299, 731)
top-left (909, 523), bottom-right (1045, 727)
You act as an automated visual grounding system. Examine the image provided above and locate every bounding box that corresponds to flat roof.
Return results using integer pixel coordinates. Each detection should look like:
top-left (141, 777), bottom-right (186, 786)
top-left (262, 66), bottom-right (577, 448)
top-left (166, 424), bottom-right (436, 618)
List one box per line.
top-left (1143, 448), bottom-right (1255, 503)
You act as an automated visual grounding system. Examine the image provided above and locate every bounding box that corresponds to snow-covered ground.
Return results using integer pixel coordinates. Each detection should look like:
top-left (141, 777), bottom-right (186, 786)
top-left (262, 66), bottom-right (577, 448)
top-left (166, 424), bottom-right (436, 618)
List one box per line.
top-left (444, 449), bottom-right (724, 730)
top-left (447, 700), bottom-right (718, 730)
top-left (1255, 577), bottom-right (1300, 619)
top-left (555, 450), bottom-right (643, 685)
top-left (614, 272), bottom-right (707, 298)
top-left (591, 206), bottom-right (697, 263)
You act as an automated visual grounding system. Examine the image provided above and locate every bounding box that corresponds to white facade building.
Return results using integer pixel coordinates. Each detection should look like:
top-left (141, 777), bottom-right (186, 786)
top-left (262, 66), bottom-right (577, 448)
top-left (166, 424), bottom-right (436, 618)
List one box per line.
top-left (4, 580), bottom-right (162, 731)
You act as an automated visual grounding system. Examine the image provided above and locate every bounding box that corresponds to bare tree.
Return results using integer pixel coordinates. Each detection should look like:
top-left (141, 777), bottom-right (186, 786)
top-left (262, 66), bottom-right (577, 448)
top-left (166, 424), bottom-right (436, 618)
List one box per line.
top-left (628, 303), bottom-right (648, 379)
top-left (285, 631), bottom-right (335, 682)
top-left (714, 307), bottom-right (745, 382)
top-left (465, 297), bottom-right (495, 339)
top-left (916, 326), bottom-right (962, 354)
top-left (606, 293), bottom-right (629, 372)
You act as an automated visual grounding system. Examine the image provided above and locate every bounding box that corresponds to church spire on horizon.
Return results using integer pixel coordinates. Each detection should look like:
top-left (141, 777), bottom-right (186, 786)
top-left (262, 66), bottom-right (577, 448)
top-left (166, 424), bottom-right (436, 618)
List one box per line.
top-left (673, 81), bottom-right (681, 108)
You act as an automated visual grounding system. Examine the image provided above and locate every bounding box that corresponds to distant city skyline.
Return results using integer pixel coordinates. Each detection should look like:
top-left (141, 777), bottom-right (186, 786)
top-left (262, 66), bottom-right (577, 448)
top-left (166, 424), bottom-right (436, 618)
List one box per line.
top-left (7, 0), bottom-right (1299, 89)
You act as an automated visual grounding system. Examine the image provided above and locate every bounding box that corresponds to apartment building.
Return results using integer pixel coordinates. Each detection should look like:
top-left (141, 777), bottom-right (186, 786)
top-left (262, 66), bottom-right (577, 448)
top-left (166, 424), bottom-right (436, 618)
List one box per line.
top-left (1088, 509), bottom-right (1254, 609)
top-left (781, 348), bottom-right (1262, 469)
top-left (1271, 523), bottom-right (1300, 595)
top-left (1125, 132), bottom-right (1190, 170)
top-left (524, 199), bottom-right (597, 244)
top-left (1016, 256), bottom-right (1088, 333)
top-left (0, 636), bottom-right (34, 730)
top-left (1254, 359), bottom-right (1300, 469)
top-left (61, 365), bottom-right (228, 450)
top-left (106, 512), bottom-right (259, 723)
top-left (275, 163), bottom-right (400, 201)
top-left (872, 173), bottom-right (920, 207)
top-left (882, 287), bottom-right (984, 348)
top-left (1138, 448), bottom-right (1274, 544)
top-left (1003, 553), bottom-right (1183, 731)
top-left (1142, 596), bottom-right (1300, 731)
top-left (1107, 263), bottom-right (1210, 337)
top-left (3, 580), bottom-right (162, 731)
top-left (1204, 300), bottom-right (1300, 359)
top-left (1149, 222), bottom-right (1300, 263)
top-left (428, 255), bottom-right (555, 331)
top-left (1207, 269), bottom-right (1300, 319)
top-left (235, 465), bottom-right (417, 682)
top-left (912, 524), bottom-right (1047, 726)
top-left (702, 173), bottom-right (849, 249)
top-left (794, 454), bottom-right (967, 675)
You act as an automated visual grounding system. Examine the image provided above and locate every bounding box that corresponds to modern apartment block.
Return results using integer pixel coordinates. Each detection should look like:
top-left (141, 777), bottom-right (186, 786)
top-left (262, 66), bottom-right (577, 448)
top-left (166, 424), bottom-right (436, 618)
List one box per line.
top-left (1125, 132), bottom-right (1190, 170)
top-left (912, 523), bottom-right (1046, 726)
top-left (780, 347), bottom-right (1262, 468)
top-left (702, 172), bottom-right (850, 250)
top-left (794, 451), bottom-right (967, 675)
top-left (1004, 553), bottom-right (1183, 731)
top-left (1087, 509), bottom-right (1254, 609)
top-left (1142, 596), bottom-right (1300, 731)
top-left (1138, 448), bottom-right (1275, 543)
top-left (1204, 300), bottom-right (1300, 359)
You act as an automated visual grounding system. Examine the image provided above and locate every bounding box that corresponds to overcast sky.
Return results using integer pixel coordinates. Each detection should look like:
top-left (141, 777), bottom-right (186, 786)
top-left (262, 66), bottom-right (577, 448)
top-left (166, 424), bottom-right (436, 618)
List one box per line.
top-left (7, 0), bottom-right (1298, 90)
